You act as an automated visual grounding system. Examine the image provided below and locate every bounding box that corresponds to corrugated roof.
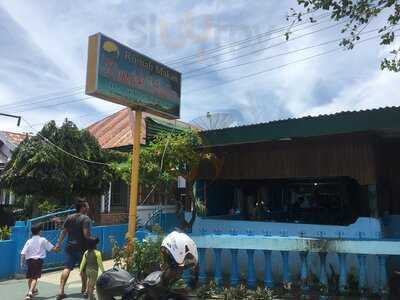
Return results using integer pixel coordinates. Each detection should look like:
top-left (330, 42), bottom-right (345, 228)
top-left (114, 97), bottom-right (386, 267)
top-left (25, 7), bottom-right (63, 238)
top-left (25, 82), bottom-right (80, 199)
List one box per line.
top-left (0, 131), bottom-right (27, 146)
top-left (200, 106), bottom-right (400, 147)
top-left (87, 108), bottom-right (145, 149)
top-left (87, 108), bottom-right (193, 149)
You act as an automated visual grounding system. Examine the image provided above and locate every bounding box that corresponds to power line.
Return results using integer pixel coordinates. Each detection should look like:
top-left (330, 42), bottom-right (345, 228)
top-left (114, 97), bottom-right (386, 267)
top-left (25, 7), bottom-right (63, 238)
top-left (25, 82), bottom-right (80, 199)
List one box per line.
top-left (3, 29), bottom-right (364, 118)
top-left (174, 17), bottom-right (338, 69)
top-left (184, 33), bottom-right (387, 94)
top-left (1, 90), bottom-right (86, 113)
top-left (140, 120), bottom-right (179, 206)
top-left (183, 21), bottom-right (346, 77)
top-left (22, 117), bottom-right (112, 166)
top-left (9, 96), bottom-right (95, 114)
top-left (28, 109), bottom-right (121, 129)
top-left (0, 17), bottom-right (335, 115)
top-left (184, 26), bottom-right (382, 79)
top-left (166, 13), bottom-right (331, 66)
top-left (0, 18), bottom-right (329, 112)
top-left (0, 86), bottom-right (84, 110)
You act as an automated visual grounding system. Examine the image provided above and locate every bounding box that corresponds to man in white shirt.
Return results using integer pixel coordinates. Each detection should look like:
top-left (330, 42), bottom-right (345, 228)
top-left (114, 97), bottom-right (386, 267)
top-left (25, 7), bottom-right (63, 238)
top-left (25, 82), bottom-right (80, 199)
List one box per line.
top-left (20, 224), bottom-right (56, 300)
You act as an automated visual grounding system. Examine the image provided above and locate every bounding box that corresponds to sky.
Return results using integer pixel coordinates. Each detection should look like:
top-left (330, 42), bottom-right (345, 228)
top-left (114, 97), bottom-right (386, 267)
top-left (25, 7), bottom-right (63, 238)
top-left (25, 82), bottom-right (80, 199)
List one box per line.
top-left (0, 0), bottom-right (399, 133)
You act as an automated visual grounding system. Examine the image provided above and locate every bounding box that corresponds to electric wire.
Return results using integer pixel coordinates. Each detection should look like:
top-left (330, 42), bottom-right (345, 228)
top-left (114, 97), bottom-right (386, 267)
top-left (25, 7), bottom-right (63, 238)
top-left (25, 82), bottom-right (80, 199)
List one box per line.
top-left (22, 117), bottom-right (112, 166)
top-left (9, 97), bottom-right (94, 114)
top-left (166, 13), bottom-right (330, 65)
top-left (183, 21), bottom-right (347, 77)
top-left (184, 32), bottom-right (394, 94)
top-left (0, 86), bottom-right (84, 110)
top-left (184, 26), bottom-right (383, 79)
top-left (173, 17), bottom-right (338, 69)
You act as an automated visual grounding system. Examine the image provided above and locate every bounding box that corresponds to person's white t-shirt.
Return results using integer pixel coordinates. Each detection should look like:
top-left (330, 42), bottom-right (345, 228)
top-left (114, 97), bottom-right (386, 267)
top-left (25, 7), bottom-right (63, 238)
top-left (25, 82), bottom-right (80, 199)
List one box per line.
top-left (21, 235), bottom-right (54, 260)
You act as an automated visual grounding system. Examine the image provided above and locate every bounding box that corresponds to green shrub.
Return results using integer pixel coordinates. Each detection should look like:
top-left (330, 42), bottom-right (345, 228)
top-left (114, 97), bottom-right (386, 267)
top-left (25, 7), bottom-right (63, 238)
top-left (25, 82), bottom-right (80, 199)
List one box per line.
top-left (112, 234), bottom-right (164, 280)
top-left (38, 200), bottom-right (59, 214)
top-left (195, 199), bottom-right (206, 217)
top-left (328, 264), bottom-right (339, 293)
top-left (253, 286), bottom-right (274, 300)
top-left (196, 280), bottom-right (219, 299)
top-left (346, 266), bottom-right (359, 294)
top-left (0, 226), bottom-right (11, 240)
top-left (196, 282), bottom-right (274, 300)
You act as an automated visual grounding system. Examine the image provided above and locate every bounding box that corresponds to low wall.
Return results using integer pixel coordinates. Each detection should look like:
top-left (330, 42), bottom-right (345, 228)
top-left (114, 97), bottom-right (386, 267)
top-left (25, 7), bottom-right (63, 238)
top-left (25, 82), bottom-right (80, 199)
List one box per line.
top-left (191, 234), bottom-right (400, 293)
top-left (92, 224), bottom-right (128, 258)
top-left (0, 239), bottom-right (16, 279)
top-left (0, 222), bottom-right (129, 279)
top-left (190, 216), bottom-right (383, 239)
top-left (187, 216), bottom-right (386, 291)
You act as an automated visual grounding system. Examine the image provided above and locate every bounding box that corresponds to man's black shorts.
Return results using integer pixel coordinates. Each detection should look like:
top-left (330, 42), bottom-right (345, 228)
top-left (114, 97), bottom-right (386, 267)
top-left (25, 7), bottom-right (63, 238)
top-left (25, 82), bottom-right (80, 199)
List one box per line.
top-left (26, 258), bottom-right (43, 279)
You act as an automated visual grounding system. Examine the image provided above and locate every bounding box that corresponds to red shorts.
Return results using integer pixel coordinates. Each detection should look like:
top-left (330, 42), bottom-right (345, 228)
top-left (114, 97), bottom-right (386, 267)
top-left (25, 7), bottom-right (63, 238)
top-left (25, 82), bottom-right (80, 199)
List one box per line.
top-left (26, 259), bottom-right (43, 279)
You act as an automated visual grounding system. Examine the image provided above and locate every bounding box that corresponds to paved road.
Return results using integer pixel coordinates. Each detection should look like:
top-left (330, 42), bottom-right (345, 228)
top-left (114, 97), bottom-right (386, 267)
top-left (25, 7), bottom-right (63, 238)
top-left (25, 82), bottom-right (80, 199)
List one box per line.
top-left (0, 261), bottom-right (114, 300)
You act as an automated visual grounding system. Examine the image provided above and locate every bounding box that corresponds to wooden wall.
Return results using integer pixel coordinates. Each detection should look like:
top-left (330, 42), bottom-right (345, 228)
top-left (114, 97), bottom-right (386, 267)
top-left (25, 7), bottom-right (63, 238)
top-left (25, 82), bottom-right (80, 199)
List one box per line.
top-left (198, 132), bottom-right (379, 186)
top-left (378, 138), bottom-right (400, 214)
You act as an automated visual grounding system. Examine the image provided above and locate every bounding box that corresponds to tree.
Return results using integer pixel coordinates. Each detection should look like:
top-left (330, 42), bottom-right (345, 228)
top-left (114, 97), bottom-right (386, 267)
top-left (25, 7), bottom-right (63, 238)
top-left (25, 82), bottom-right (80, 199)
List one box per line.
top-left (112, 129), bottom-right (216, 213)
top-left (291, 0), bottom-right (400, 71)
top-left (1, 120), bottom-right (115, 208)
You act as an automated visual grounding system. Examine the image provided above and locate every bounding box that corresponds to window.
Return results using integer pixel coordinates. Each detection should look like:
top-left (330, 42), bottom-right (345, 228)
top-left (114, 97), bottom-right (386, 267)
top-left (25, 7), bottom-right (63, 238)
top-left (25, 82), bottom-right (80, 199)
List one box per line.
top-left (110, 180), bottom-right (129, 212)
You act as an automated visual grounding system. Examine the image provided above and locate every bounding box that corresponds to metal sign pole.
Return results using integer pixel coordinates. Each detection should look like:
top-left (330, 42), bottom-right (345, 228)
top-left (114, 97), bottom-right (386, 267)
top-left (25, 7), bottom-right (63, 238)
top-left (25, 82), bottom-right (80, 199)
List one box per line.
top-left (128, 109), bottom-right (142, 237)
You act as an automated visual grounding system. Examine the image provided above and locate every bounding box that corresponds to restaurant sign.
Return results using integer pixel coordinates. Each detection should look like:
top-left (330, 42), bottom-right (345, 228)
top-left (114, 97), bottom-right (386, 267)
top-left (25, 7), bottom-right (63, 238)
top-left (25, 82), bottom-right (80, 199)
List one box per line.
top-left (86, 33), bottom-right (181, 119)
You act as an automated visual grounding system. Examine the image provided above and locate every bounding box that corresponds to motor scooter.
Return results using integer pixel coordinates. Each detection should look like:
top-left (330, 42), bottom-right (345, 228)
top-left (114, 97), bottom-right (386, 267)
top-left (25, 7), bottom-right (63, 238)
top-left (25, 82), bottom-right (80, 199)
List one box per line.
top-left (96, 268), bottom-right (190, 300)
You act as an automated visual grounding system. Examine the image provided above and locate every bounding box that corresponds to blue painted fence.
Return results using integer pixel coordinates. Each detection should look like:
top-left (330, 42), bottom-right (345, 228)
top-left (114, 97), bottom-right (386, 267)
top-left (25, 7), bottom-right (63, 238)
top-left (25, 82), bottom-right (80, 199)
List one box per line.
top-left (0, 220), bottom-right (129, 279)
top-left (190, 233), bottom-right (400, 294)
top-left (0, 208), bottom-right (178, 280)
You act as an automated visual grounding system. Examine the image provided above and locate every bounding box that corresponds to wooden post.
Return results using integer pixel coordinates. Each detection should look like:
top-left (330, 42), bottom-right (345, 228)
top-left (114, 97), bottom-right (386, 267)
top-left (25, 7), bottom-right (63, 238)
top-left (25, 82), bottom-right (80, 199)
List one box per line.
top-left (128, 110), bottom-right (142, 238)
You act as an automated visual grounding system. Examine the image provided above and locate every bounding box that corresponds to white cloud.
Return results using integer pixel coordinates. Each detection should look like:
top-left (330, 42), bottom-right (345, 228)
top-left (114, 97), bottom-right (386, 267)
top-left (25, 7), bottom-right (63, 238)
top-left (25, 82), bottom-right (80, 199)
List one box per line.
top-left (0, 0), bottom-right (399, 133)
top-left (304, 69), bottom-right (400, 116)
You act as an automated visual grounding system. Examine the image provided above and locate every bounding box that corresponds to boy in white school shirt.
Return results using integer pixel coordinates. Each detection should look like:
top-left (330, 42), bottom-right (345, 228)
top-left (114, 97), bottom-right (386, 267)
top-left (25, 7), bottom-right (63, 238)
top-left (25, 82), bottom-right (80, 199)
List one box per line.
top-left (20, 224), bottom-right (57, 299)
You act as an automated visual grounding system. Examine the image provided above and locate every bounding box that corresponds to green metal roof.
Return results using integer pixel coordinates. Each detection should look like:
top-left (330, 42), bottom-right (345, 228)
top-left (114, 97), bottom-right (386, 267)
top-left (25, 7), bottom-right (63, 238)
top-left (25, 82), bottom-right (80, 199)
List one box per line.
top-left (200, 106), bottom-right (400, 147)
top-left (145, 117), bottom-right (188, 143)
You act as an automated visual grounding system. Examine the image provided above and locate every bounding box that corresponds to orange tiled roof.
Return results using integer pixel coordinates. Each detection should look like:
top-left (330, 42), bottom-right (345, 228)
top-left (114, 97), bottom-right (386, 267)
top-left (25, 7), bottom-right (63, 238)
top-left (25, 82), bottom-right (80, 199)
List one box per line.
top-left (0, 131), bottom-right (28, 146)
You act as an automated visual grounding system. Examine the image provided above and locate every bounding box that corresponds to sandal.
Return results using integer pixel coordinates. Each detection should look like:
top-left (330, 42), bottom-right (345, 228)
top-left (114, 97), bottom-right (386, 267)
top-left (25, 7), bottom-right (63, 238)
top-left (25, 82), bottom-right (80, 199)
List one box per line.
top-left (32, 289), bottom-right (39, 295)
top-left (56, 294), bottom-right (66, 300)
top-left (83, 292), bottom-right (88, 299)
top-left (25, 293), bottom-right (32, 300)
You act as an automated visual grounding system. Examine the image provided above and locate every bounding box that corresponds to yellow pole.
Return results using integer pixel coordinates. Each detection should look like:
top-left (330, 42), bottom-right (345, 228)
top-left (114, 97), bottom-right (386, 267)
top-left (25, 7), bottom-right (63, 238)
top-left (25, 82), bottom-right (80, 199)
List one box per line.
top-left (128, 109), bottom-right (142, 237)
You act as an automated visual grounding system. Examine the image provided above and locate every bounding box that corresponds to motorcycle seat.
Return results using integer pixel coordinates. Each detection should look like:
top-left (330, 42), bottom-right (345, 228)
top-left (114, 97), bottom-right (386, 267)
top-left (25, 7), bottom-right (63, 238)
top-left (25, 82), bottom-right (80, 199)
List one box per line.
top-left (142, 271), bottom-right (163, 287)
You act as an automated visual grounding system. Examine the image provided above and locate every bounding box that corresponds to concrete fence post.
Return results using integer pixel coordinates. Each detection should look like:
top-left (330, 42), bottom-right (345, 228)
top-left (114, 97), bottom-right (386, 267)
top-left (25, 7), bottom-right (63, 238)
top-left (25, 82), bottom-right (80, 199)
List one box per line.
top-left (198, 248), bottom-right (206, 285)
top-left (263, 250), bottom-right (273, 288)
top-left (213, 248), bottom-right (222, 286)
top-left (246, 249), bottom-right (256, 289)
top-left (12, 221), bottom-right (29, 275)
top-left (230, 249), bottom-right (239, 287)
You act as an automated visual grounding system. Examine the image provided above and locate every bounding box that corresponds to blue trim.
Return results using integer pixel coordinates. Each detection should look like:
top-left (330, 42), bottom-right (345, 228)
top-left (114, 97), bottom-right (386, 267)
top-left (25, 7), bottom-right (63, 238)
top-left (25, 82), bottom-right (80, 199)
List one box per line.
top-left (28, 209), bottom-right (76, 224)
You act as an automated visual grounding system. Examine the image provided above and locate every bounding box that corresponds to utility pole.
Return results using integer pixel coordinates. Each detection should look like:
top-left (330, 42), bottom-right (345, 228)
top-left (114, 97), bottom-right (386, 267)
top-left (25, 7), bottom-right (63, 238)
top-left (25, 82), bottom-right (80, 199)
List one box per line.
top-left (0, 113), bottom-right (21, 126)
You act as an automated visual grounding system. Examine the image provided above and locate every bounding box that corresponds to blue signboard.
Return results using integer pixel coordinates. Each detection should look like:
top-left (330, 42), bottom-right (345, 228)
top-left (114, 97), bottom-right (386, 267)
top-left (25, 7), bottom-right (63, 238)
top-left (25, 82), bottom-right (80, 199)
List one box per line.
top-left (86, 33), bottom-right (181, 119)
